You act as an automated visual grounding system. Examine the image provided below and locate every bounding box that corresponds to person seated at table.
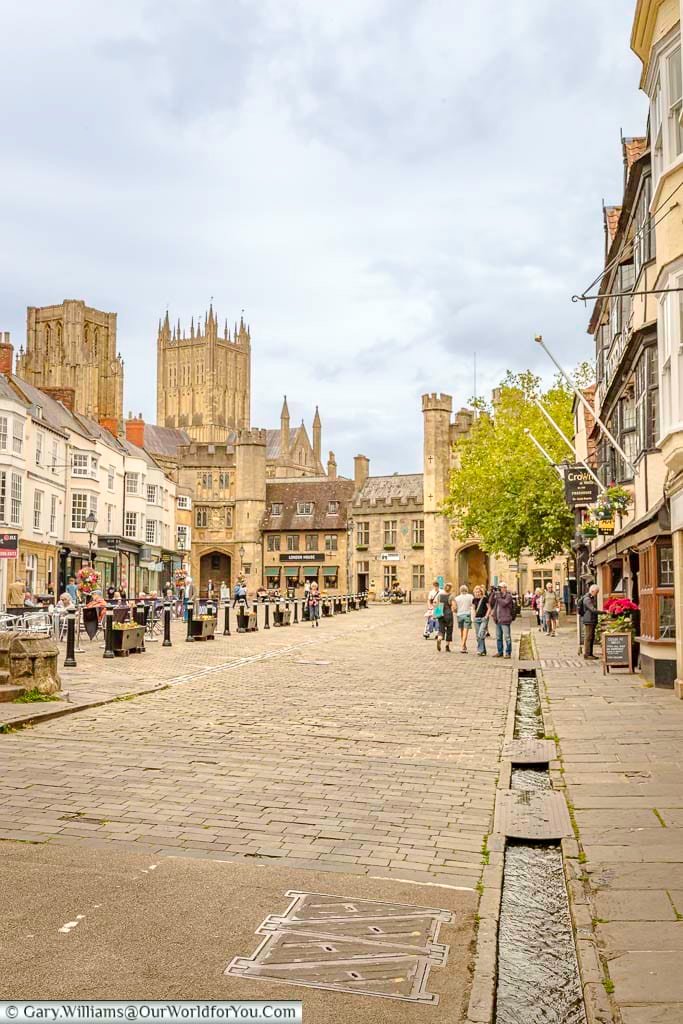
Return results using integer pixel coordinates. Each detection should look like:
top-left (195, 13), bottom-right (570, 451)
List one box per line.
top-left (57, 591), bottom-right (75, 611)
top-left (256, 586), bottom-right (268, 602)
top-left (88, 589), bottom-right (107, 622)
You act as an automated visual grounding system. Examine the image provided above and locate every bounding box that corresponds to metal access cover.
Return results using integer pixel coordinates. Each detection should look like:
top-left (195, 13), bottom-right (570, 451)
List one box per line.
top-left (495, 790), bottom-right (573, 840)
top-left (502, 739), bottom-right (557, 765)
top-left (226, 890), bottom-right (453, 1003)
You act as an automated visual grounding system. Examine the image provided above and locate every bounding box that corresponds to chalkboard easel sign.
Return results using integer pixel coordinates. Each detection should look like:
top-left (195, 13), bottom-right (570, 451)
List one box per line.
top-left (602, 631), bottom-right (634, 675)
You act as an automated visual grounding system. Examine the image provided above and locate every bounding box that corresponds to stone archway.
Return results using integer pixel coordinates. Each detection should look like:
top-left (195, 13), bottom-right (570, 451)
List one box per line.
top-left (199, 550), bottom-right (231, 598)
top-left (456, 543), bottom-right (489, 590)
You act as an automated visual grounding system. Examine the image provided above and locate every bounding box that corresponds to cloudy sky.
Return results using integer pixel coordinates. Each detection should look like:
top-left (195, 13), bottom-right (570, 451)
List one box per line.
top-left (1, 0), bottom-right (646, 474)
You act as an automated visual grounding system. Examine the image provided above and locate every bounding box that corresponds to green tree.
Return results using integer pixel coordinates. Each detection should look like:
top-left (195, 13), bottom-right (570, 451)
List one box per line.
top-left (442, 370), bottom-right (577, 568)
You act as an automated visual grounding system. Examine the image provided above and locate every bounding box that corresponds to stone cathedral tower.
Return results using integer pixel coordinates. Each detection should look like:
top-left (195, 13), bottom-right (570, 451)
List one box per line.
top-left (17, 300), bottom-right (124, 430)
top-left (156, 305), bottom-right (251, 443)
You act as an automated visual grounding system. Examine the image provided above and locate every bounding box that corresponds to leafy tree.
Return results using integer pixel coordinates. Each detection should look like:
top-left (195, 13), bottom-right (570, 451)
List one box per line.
top-left (442, 370), bottom-right (578, 568)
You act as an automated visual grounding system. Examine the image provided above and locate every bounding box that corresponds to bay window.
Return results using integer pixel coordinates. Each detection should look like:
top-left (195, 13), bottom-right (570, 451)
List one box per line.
top-left (639, 541), bottom-right (676, 640)
top-left (649, 38), bottom-right (683, 186)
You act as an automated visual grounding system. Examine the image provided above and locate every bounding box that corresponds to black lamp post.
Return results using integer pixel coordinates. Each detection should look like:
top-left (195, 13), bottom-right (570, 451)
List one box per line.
top-left (85, 510), bottom-right (98, 570)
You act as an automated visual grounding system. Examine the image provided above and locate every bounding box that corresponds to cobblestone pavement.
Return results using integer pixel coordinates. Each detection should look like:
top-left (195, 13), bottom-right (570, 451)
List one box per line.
top-left (0, 606), bottom-right (515, 890)
top-left (539, 622), bottom-right (683, 1024)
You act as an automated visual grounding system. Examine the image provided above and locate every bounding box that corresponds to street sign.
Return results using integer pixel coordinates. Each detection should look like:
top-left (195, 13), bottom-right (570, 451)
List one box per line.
top-left (564, 466), bottom-right (599, 508)
top-left (597, 518), bottom-right (615, 536)
top-left (0, 533), bottom-right (18, 559)
top-left (379, 552), bottom-right (400, 562)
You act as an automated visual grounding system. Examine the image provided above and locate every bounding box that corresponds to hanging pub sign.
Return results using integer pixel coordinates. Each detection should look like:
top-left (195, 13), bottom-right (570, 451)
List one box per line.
top-left (597, 518), bottom-right (615, 536)
top-left (564, 466), bottom-right (599, 508)
top-left (0, 533), bottom-right (18, 559)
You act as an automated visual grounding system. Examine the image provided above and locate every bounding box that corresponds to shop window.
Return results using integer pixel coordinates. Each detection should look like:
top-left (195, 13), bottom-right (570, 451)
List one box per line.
top-left (639, 541), bottom-right (676, 640)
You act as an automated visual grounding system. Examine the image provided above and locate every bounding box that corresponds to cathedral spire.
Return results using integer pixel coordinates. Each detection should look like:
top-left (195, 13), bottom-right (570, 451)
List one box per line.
top-left (312, 405), bottom-right (322, 464)
top-left (280, 395), bottom-right (290, 457)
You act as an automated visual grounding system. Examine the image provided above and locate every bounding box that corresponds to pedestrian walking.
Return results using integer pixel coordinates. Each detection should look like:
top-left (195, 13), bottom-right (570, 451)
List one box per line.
top-left (543, 582), bottom-right (559, 637)
top-left (531, 587), bottom-right (543, 629)
top-left (489, 581), bottom-right (514, 659)
top-left (183, 575), bottom-right (195, 621)
top-left (435, 582), bottom-right (455, 653)
top-left (454, 584), bottom-right (474, 653)
top-left (220, 580), bottom-right (229, 605)
top-left (472, 585), bottom-right (490, 656)
top-left (423, 579), bottom-right (440, 639)
top-left (580, 584), bottom-right (600, 660)
top-left (306, 580), bottom-right (320, 627)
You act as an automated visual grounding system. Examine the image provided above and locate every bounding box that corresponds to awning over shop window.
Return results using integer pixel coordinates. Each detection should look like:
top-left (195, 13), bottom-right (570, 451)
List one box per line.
top-left (285, 567), bottom-right (299, 576)
top-left (304, 567), bottom-right (319, 577)
top-left (265, 567), bottom-right (280, 576)
top-left (323, 566), bottom-right (338, 576)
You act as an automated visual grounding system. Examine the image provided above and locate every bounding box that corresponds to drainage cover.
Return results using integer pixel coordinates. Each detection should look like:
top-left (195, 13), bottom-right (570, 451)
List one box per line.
top-left (495, 791), bottom-right (573, 841)
top-left (502, 739), bottom-right (556, 765)
top-left (226, 890), bottom-right (452, 1003)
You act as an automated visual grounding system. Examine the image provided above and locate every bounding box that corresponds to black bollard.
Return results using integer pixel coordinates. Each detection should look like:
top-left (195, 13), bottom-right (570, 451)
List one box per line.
top-left (163, 600), bottom-right (172, 647)
top-left (223, 602), bottom-right (231, 636)
top-left (64, 608), bottom-right (77, 667)
top-left (293, 599), bottom-right (299, 624)
top-left (252, 602), bottom-right (259, 631)
top-left (285, 600), bottom-right (291, 626)
top-left (103, 604), bottom-right (115, 659)
top-left (186, 601), bottom-right (194, 642)
top-left (136, 601), bottom-right (146, 652)
top-left (264, 602), bottom-right (270, 629)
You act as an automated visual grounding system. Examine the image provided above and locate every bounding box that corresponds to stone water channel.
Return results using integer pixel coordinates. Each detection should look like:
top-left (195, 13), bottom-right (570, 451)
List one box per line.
top-left (494, 666), bottom-right (587, 1024)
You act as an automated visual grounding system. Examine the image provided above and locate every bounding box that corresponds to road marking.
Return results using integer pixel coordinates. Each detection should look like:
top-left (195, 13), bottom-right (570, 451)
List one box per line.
top-left (58, 914), bottom-right (84, 934)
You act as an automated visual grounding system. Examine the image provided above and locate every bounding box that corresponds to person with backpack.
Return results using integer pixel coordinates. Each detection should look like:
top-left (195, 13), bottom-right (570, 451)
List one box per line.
top-left (435, 582), bottom-right (455, 653)
top-left (579, 584), bottom-right (600, 660)
top-left (489, 581), bottom-right (514, 658)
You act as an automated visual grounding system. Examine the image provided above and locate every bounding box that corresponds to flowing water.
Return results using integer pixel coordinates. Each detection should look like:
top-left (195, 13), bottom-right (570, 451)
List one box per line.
top-left (495, 665), bottom-right (586, 1024)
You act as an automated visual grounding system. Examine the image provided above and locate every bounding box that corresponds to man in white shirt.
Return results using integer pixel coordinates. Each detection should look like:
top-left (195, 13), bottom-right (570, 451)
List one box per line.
top-left (455, 585), bottom-right (474, 653)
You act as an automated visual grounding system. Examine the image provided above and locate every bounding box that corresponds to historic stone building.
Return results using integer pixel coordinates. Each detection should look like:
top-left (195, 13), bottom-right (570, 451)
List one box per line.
top-left (16, 299), bottom-right (124, 431)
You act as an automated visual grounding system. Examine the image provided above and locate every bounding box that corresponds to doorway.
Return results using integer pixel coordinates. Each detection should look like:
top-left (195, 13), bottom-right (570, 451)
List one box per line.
top-left (200, 551), bottom-right (231, 597)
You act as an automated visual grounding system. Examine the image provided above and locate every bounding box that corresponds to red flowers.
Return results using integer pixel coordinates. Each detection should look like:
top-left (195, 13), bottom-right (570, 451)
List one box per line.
top-left (604, 597), bottom-right (638, 615)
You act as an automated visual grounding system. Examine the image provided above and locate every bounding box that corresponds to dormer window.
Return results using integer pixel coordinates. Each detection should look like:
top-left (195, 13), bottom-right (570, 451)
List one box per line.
top-left (297, 501), bottom-right (313, 515)
top-left (327, 501), bottom-right (339, 514)
top-left (271, 502), bottom-right (283, 516)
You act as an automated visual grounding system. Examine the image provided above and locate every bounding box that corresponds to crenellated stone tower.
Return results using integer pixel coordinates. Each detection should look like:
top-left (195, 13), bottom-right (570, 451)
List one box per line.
top-left (422, 392), bottom-right (454, 585)
top-left (17, 300), bottom-right (124, 430)
top-left (156, 305), bottom-right (251, 442)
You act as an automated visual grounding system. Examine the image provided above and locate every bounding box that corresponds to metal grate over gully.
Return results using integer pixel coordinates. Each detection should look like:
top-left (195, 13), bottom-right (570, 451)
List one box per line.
top-left (226, 891), bottom-right (453, 1003)
top-left (494, 790), bottom-right (573, 841)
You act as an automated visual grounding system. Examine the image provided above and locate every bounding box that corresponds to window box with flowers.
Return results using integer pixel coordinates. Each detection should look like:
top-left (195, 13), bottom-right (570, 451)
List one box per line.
top-left (411, 543), bottom-right (424, 549)
top-left (383, 544), bottom-right (396, 551)
top-left (356, 544), bottom-right (368, 551)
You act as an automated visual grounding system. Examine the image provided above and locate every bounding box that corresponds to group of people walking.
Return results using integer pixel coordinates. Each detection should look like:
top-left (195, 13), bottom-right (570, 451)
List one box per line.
top-left (425, 580), bottom-right (517, 657)
top-left (530, 583), bottom-right (560, 636)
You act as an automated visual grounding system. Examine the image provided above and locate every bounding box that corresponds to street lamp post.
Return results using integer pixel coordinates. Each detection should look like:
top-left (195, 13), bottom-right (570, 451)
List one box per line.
top-left (85, 510), bottom-right (98, 571)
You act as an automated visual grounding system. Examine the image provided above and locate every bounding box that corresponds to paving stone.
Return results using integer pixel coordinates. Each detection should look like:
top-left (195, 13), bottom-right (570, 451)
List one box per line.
top-left (592, 890), bottom-right (676, 922)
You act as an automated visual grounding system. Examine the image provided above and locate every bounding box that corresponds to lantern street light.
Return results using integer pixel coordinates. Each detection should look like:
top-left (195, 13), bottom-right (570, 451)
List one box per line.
top-left (85, 510), bottom-right (98, 568)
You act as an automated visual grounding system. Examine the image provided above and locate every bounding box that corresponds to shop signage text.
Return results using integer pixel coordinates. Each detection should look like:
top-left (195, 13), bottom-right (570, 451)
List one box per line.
top-left (0, 533), bottom-right (19, 559)
top-left (564, 466), bottom-right (599, 508)
top-left (279, 553), bottom-right (324, 563)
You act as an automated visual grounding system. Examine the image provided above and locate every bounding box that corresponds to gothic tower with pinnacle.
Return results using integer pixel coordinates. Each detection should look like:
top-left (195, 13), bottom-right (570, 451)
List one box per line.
top-left (156, 305), bottom-right (251, 443)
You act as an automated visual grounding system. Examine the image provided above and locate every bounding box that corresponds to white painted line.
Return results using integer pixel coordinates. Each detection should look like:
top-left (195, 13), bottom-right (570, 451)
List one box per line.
top-left (369, 874), bottom-right (476, 891)
top-left (58, 914), bottom-right (85, 933)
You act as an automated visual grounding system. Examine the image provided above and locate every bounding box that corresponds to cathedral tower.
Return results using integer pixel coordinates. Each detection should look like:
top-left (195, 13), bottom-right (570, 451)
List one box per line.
top-left (156, 306), bottom-right (251, 442)
top-left (17, 300), bottom-right (123, 429)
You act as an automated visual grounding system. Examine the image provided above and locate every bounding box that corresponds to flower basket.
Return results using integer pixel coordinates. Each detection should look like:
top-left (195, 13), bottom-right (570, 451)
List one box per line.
top-left (581, 525), bottom-right (598, 539)
top-left (77, 566), bottom-right (100, 596)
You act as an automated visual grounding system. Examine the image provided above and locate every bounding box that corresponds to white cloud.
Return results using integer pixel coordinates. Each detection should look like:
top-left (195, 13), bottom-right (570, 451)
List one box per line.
top-left (0, 0), bottom-right (646, 474)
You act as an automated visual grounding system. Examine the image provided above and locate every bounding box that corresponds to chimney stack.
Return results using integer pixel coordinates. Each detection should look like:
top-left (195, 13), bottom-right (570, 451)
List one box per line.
top-left (354, 454), bottom-right (370, 491)
top-left (125, 412), bottom-right (145, 448)
top-left (0, 332), bottom-right (14, 377)
top-left (327, 450), bottom-right (337, 480)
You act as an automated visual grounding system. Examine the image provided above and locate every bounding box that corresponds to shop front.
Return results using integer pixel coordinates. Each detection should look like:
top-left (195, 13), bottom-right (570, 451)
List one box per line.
top-left (97, 537), bottom-right (142, 599)
top-left (59, 543), bottom-right (91, 596)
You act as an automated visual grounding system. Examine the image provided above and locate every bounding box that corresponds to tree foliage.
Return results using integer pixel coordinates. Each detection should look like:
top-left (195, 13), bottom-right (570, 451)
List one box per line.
top-left (442, 370), bottom-right (579, 563)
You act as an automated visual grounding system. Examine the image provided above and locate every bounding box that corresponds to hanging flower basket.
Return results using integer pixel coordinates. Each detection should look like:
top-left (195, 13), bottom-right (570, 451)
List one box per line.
top-left (77, 566), bottom-right (100, 595)
top-left (581, 525), bottom-right (598, 539)
top-left (174, 568), bottom-right (187, 587)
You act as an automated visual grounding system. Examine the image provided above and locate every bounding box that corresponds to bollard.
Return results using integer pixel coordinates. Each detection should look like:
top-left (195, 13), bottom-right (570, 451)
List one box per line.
top-left (163, 600), bottom-right (172, 647)
top-left (285, 600), bottom-right (290, 626)
top-left (237, 600), bottom-right (247, 633)
top-left (186, 601), bottom-right (194, 642)
top-left (252, 602), bottom-right (259, 631)
top-left (64, 608), bottom-right (77, 667)
top-left (409, 590), bottom-right (412, 605)
top-left (136, 601), bottom-right (146, 652)
top-left (293, 599), bottom-right (299, 624)
top-left (223, 602), bottom-right (231, 636)
top-left (264, 602), bottom-right (270, 629)
top-left (103, 604), bottom-right (115, 659)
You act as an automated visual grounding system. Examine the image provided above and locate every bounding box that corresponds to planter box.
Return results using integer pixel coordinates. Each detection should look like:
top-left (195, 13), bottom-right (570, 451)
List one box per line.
top-left (273, 607), bottom-right (291, 627)
top-left (190, 617), bottom-right (216, 641)
top-left (112, 626), bottom-right (145, 656)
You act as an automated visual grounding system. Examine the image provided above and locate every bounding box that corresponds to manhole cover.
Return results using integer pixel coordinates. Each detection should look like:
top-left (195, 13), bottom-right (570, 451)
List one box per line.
top-left (502, 739), bottom-right (556, 765)
top-left (226, 891), bottom-right (452, 1003)
top-left (494, 791), bottom-right (573, 840)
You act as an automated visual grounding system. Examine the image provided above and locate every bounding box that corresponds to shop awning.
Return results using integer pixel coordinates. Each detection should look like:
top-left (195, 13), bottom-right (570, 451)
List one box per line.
top-left (285, 567), bottom-right (299, 576)
top-left (265, 567), bottom-right (280, 576)
top-left (304, 566), bottom-right (319, 577)
top-left (592, 498), bottom-right (671, 565)
top-left (323, 566), bottom-right (338, 576)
